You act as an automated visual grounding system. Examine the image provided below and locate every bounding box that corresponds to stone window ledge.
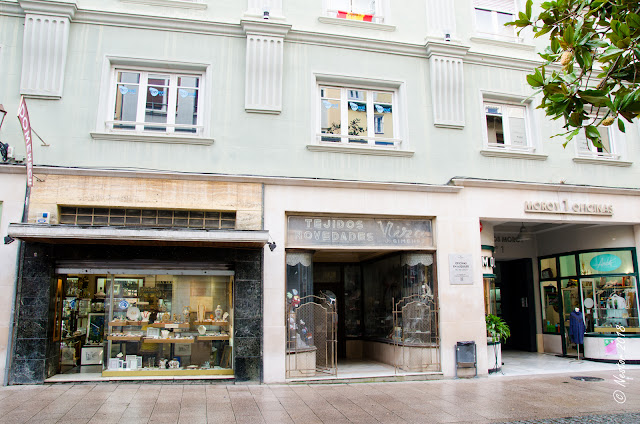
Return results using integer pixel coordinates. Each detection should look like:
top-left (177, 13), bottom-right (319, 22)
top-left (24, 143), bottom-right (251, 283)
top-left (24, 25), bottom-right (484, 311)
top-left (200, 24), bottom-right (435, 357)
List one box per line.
top-left (480, 149), bottom-right (547, 160)
top-left (573, 157), bottom-right (632, 167)
top-left (318, 16), bottom-right (396, 31)
top-left (307, 144), bottom-right (413, 157)
top-left (91, 132), bottom-right (214, 145)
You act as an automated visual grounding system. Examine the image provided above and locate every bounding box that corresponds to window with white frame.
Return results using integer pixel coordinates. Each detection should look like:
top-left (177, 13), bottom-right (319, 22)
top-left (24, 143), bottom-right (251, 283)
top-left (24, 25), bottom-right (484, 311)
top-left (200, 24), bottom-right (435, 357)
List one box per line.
top-left (483, 101), bottom-right (532, 151)
top-left (324, 0), bottom-right (384, 23)
top-left (574, 125), bottom-right (620, 160)
top-left (474, 0), bottom-right (517, 41)
top-left (109, 68), bottom-right (203, 135)
top-left (319, 85), bottom-right (398, 147)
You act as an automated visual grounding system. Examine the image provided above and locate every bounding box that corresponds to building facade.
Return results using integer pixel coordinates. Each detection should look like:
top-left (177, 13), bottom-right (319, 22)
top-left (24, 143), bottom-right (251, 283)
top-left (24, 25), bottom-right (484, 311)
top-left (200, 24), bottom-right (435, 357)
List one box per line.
top-left (0, 0), bottom-right (639, 384)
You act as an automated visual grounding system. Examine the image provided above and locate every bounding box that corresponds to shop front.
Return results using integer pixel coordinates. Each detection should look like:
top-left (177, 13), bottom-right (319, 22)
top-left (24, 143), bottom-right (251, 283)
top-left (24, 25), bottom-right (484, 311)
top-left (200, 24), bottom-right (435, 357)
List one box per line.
top-left (6, 174), bottom-right (267, 384)
top-left (283, 214), bottom-right (440, 379)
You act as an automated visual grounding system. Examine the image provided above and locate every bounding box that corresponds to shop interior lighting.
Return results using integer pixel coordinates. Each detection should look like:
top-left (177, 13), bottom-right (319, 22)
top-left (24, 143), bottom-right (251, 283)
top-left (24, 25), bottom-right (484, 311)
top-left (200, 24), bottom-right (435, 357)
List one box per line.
top-left (516, 222), bottom-right (532, 242)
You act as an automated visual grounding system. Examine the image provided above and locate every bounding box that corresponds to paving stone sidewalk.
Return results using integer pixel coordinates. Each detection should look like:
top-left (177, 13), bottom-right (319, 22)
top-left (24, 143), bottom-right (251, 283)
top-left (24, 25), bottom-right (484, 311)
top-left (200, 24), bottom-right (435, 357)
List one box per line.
top-left (0, 369), bottom-right (637, 423)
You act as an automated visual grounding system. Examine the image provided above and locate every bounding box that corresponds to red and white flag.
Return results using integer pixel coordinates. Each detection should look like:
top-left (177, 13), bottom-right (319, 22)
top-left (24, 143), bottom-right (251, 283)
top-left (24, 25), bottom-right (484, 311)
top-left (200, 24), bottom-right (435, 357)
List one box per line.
top-left (17, 96), bottom-right (33, 187)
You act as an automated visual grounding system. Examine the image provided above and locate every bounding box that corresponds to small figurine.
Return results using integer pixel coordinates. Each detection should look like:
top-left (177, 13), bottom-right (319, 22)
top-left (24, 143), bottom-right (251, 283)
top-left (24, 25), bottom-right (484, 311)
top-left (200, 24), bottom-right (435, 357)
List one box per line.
top-left (215, 305), bottom-right (223, 320)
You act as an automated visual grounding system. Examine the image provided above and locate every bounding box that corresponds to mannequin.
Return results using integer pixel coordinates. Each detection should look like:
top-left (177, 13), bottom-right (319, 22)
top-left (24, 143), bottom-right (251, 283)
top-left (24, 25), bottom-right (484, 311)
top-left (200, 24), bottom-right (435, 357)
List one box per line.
top-left (569, 307), bottom-right (586, 359)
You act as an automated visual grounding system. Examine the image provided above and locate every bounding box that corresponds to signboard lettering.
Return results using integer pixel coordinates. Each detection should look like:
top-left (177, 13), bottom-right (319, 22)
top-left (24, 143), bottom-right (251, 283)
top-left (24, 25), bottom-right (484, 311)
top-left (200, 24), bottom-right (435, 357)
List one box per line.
top-left (524, 200), bottom-right (613, 216)
top-left (287, 216), bottom-right (433, 248)
top-left (449, 254), bottom-right (473, 285)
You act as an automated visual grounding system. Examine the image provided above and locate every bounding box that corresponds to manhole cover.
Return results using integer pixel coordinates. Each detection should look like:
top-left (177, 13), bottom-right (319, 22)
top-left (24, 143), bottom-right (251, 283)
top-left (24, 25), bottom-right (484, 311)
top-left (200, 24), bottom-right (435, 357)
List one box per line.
top-left (571, 376), bottom-right (604, 382)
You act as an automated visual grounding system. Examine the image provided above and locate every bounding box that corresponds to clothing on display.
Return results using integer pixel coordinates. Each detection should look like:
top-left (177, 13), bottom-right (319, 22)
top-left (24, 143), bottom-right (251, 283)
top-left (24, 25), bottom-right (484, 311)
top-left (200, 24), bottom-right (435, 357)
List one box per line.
top-left (569, 310), bottom-right (585, 344)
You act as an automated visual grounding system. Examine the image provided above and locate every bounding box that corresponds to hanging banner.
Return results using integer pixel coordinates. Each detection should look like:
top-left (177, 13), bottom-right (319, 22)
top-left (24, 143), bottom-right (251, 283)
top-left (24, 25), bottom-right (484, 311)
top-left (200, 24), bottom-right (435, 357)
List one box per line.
top-left (17, 97), bottom-right (33, 187)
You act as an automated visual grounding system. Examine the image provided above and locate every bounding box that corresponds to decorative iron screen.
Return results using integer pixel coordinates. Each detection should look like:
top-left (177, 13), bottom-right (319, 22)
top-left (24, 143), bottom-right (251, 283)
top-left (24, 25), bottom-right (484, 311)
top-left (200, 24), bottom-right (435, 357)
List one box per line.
top-left (59, 207), bottom-right (236, 230)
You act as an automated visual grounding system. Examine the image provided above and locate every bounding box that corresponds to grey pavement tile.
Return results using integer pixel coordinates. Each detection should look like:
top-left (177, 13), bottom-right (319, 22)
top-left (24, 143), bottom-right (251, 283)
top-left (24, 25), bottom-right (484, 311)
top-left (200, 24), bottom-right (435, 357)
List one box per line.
top-left (177, 416), bottom-right (207, 424)
top-left (87, 413), bottom-right (125, 424)
top-left (122, 406), bottom-right (154, 418)
top-left (235, 414), bottom-right (267, 424)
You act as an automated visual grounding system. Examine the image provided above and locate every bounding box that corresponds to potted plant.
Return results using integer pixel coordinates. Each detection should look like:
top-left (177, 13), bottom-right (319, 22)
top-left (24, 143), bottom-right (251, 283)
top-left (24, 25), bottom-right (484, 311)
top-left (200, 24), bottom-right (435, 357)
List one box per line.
top-left (486, 314), bottom-right (510, 373)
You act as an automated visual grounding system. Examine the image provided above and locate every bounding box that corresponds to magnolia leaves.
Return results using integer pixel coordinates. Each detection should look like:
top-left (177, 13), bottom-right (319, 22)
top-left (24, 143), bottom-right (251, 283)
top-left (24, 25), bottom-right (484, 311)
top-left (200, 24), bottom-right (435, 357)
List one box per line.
top-left (510, 0), bottom-right (640, 148)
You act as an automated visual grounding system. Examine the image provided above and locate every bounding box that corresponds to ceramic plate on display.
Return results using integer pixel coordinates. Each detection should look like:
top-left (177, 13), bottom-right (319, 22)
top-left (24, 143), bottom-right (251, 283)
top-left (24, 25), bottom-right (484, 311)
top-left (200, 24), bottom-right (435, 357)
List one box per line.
top-left (127, 306), bottom-right (140, 321)
top-left (584, 298), bottom-right (594, 309)
top-left (223, 312), bottom-right (229, 321)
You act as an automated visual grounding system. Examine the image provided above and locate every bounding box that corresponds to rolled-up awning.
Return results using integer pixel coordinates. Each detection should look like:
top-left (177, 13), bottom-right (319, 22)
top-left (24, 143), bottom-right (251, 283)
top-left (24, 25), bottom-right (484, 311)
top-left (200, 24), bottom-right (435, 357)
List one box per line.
top-left (8, 223), bottom-right (270, 248)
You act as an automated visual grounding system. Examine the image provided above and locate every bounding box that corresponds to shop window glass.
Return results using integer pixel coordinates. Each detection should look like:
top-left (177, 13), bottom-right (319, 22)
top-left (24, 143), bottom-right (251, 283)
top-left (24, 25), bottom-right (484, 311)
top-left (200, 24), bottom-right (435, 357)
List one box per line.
top-left (558, 254), bottom-right (577, 277)
top-left (539, 257), bottom-right (557, 280)
top-left (344, 264), bottom-right (363, 338)
top-left (101, 274), bottom-right (233, 376)
top-left (582, 276), bottom-right (639, 333)
top-left (541, 280), bottom-right (560, 333)
top-left (578, 250), bottom-right (634, 275)
top-left (483, 277), bottom-right (500, 316)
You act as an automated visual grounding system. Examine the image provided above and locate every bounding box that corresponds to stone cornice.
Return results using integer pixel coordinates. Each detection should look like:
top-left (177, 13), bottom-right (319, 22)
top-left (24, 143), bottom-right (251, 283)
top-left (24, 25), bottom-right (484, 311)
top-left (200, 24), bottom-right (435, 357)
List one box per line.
top-left (241, 18), bottom-right (291, 37)
top-left (1, 3), bottom-right (546, 71)
top-left (425, 40), bottom-right (470, 58)
top-left (31, 166), bottom-right (462, 193)
top-left (450, 178), bottom-right (640, 196)
top-left (18, 0), bottom-right (76, 19)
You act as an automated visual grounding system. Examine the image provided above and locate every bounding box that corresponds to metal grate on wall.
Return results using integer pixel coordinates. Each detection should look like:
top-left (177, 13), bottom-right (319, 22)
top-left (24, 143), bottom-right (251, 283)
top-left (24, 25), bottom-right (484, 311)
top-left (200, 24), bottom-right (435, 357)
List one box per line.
top-left (59, 207), bottom-right (236, 230)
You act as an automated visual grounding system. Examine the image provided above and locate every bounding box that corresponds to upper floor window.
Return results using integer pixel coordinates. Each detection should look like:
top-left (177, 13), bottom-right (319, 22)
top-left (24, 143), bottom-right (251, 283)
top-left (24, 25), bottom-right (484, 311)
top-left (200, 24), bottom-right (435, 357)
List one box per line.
top-left (110, 68), bottom-right (203, 136)
top-left (474, 0), bottom-right (517, 41)
top-left (324, 0), bottom-right (385, 23)
top-left (575, 126), bottom-right (620, 160)
top-left (483, 101), bottom-right (533, 152)
top-left (318, 85), bottom-right (398, 147)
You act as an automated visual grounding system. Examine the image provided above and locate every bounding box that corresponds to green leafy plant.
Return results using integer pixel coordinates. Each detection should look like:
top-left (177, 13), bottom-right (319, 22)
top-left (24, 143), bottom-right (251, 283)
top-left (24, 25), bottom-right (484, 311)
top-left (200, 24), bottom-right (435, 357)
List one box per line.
top-left (508, 0), bottom-right (640, 149)
top-left (486, 314), bottom-right (511, 343)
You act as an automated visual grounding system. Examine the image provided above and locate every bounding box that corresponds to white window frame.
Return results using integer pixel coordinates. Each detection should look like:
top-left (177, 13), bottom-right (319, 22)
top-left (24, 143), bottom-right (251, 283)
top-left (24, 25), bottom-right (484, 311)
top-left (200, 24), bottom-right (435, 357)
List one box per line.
top-left (322, 0), bottom-right (389, 24)
top-left (92, 57), bottom-right (213, 145)
top-left (482, 101), bottom-right (533, 151)
top-left (574, 124), bottom-right (620, 160)
top-left (479, 92), bottom-right (546, 160)
top-left (317, 85), bottom-right (398, 148)
top-left (107, 67), bottom-right (203, 135)
top-left (473, 0), bottom-right (520, 42)
top-left (309, 74), bottom-right (411, 157)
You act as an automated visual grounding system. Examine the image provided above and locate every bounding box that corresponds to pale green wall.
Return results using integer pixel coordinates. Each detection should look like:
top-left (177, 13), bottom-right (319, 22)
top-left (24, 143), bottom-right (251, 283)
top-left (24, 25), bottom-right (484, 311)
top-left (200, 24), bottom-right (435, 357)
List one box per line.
top-left (0, 1), bottom-right (638, 187)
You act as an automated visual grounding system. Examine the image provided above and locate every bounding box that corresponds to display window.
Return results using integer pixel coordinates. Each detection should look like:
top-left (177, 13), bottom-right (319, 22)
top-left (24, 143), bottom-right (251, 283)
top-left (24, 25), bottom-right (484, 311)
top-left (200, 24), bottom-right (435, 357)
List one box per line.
top-left (539, 249), bottom-right (639, 338)
top-left (57, 273), bottom-right (234, 377)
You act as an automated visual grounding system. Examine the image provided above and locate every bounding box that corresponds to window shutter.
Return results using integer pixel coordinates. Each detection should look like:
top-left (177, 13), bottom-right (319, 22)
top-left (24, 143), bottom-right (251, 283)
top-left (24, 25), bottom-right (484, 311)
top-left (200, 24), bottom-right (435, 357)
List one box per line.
top-left (507, 106), bottom-right (527, 147)
top-left (509, 116), bottom-right (527, 146)
top-left (473, 0), bottom-right (516, 13)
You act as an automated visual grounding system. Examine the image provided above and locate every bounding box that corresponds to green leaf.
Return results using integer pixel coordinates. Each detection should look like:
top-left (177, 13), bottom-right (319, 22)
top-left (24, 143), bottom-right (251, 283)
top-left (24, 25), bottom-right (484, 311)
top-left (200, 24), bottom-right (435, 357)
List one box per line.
top-left (618, 118), bottom-right (626, 133)
top-left (578, 90), bottom-right (608, 106)
top-left (563, 25), bottom-right (575, 45)
top-left (526, 0), bottom-right (532, 18)
top-left (626, 12), bottom-right (640, 29)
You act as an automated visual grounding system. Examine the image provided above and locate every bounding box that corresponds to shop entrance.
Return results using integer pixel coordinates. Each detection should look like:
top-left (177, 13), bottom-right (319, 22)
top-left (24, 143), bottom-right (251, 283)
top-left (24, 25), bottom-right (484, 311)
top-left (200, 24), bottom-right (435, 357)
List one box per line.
top-left (286, 250), bottom-right (440, 379)
top-left (495, 259), bottom-right (536, 352)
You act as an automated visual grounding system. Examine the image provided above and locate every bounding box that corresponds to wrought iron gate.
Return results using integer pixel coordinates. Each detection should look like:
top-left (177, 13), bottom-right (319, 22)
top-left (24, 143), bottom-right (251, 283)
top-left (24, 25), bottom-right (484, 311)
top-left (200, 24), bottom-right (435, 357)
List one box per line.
top-left (393, 293), bottom-right (440, 373)
top-left (286, 295), bottom-right (337, 378)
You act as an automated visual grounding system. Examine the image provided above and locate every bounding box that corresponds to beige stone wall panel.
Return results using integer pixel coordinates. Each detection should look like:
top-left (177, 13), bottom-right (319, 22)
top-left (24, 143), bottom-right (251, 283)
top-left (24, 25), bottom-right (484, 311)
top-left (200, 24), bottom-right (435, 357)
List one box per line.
top-left (28, 175), bottom-right (263, 229)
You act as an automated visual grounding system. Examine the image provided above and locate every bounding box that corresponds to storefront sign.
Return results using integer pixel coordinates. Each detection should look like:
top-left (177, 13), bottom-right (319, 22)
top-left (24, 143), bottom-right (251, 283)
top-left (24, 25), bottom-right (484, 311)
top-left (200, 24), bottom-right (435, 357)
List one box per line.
top-left (449, 254), bottom-right (473, 285)
top-left (590, 254), bottom-right (622, 272)
top-left (482, 256), bottom-right (495, 268)
top-left (286, 215), bottom-right (433, 248)
top-left (17, 97), bottom-right (33, 187)
top-left (524, 200), bottom-right (613, 216)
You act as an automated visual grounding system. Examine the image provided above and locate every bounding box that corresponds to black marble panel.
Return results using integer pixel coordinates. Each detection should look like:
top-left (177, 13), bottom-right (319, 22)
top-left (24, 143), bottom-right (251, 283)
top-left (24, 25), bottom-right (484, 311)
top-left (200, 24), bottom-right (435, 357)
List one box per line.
top-left (234, 249), bottom-right (262, 263)
top-left (15, 319), bottom-right (47, 339)
top-left (235, 260), bottom-right (262, 281)
top-left (13, 338), bottom-right (46, 360)
top-left (9, 360), bottom-right (45, 385)
top-left (235, 357), bottom-right (261, 382)
top-left (234, 280), bottom-right (262, 319)
top-left (234, 318), bottom-right (261, 338)
top-left (17, 297), bottom-right (50, 321)
top-left (235, 337), bottom-right (261, 358)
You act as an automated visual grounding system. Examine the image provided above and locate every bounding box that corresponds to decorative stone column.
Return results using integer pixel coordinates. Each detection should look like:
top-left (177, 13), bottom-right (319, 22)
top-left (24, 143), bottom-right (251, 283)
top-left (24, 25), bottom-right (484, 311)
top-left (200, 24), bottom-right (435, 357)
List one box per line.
top-left (18, 0), bottom-right (77, 99)
top-left (425, 41), bottom-right (470, 129)
top-left (241, 19), bottom-right (291, 114)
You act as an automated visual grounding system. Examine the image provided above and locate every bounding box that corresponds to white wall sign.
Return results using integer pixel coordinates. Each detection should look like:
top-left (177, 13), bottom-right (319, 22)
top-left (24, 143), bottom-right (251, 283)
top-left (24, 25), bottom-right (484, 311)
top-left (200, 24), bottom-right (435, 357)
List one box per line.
top-left (449, 254), bottom-right (473, 285)
top-left (524, 200), bottom-right (613, 216)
